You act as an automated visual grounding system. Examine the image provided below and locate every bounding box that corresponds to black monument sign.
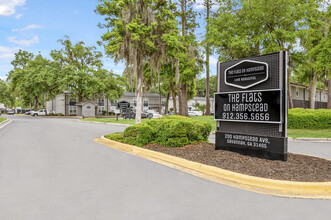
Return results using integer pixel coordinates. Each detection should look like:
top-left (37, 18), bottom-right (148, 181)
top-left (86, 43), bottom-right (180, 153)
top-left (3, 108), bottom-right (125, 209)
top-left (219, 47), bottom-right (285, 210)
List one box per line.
top-left (225, 60), bottom-right (268, 89)
top-left (215, 89), bottom-right (281, 123)
top-left (215, 52), bottom-right (288, 161)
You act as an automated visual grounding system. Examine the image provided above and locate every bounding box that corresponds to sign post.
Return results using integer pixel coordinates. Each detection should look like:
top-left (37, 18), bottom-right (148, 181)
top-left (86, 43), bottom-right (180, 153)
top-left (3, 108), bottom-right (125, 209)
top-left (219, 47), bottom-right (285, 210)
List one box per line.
top-left (215, 52), bottom-right (288, 161)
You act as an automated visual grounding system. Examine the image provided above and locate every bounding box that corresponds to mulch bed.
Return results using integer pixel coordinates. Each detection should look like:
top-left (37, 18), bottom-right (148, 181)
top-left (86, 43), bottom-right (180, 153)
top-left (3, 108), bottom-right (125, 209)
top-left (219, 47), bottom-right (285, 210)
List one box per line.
top-left (143, 142), bottom-right (331, 182)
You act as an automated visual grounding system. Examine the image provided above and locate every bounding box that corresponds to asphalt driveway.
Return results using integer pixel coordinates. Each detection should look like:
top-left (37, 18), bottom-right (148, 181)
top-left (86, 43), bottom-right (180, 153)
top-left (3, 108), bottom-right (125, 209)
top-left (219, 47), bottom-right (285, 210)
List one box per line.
top-left (0, 115), bottom-right (330, 220)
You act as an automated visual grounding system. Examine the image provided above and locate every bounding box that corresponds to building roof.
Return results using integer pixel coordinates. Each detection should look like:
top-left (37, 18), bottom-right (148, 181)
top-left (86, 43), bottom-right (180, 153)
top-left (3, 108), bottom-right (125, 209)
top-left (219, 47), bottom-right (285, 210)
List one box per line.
top-left (290, 83), bottom-right (328, 91)
top-left (124, 92), bottom-right (165, 98)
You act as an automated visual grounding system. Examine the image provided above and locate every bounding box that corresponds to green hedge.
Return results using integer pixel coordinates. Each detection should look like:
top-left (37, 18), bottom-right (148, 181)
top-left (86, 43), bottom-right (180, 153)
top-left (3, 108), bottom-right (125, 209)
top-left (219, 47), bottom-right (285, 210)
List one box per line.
top-left (288, 108), bottom-right (331, 129)
top-left (106, 115), bottom-right (212, 147)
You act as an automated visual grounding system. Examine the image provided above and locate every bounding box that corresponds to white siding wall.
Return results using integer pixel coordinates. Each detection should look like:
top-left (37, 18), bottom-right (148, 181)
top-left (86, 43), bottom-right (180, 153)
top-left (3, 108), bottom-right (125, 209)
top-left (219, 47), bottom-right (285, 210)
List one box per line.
top-left (55, 94), bottom-right (66, 115)
top-left (82, 103), bottom-right (96, 117)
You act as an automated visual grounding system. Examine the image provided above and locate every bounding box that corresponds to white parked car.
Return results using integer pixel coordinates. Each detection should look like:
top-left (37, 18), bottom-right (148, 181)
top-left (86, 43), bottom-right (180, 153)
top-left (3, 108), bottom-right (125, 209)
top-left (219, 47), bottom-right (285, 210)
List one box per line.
top-left (151, 113), bottom-right (163, 118)
top-left (146, 110), bottom-right (163, 118)
top-left (146, 110), bottom-right (158, 114)
top-left (188, 111), bottom-right (203, 116)
top-left (30, 109), bottom-right (46, 116)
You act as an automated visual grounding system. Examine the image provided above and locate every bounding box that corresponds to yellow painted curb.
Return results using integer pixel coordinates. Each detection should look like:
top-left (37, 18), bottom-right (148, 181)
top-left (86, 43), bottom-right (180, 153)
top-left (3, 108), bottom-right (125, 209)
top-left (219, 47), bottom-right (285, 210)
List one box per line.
top-left (94, 136), bottom-right (331, 199)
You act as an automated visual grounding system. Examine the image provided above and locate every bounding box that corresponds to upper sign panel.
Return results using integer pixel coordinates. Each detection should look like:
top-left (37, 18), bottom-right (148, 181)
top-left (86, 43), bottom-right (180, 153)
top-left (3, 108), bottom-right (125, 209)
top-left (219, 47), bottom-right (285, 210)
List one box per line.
top-left (224, 60), bottom-right (269, 89)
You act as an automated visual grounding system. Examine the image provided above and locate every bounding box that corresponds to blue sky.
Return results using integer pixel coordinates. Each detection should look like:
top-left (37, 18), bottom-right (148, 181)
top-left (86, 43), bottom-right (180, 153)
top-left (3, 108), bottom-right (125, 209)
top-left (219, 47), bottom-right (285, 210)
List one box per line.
top-left (0, 0), bottom-right (218, 81)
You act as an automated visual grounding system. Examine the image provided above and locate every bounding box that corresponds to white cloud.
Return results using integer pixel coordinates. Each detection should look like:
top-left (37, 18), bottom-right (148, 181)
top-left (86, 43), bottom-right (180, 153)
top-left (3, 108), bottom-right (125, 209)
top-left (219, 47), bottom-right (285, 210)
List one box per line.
top-left (7, 35), bottom-right (39, 47)
top-left (0, 46), bottom-right (14, 53)
top-left (15, 13), bottom-right (22, 19)
top-left (0, 53), bottom-right (14, 59)
top-left (0, 0), bottom-right (26, 16)
top-left (12, 24), bottom-right (43, 32)
top-left (0, 75), bottom-right (7, 81)
top-left (0, 46), bottom-right (19, 60)
top-left (209, 55), bottom-right (218, 66)
top-left (194, 0), bottom-right (220, 11)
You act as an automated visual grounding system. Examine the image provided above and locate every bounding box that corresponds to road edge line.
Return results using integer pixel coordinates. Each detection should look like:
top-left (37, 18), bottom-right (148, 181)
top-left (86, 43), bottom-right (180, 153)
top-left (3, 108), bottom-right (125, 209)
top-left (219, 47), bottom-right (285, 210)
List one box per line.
top-left (0, 119), bottom-right (12, 130)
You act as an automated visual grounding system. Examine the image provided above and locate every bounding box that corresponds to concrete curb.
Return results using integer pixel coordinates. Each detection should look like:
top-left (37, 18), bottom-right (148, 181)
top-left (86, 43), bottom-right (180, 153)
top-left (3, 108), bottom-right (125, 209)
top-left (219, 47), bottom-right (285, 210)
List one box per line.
top-left (94, 136), bottom-right (331, 199)
top-left (78, 120), bottom-right (132, 127)
top-left (294, 138), bottom-right (331, 142)
top-left (40, 116), bottom-right (83, 118)
top-left (0, 119), bottom-right (12, 130)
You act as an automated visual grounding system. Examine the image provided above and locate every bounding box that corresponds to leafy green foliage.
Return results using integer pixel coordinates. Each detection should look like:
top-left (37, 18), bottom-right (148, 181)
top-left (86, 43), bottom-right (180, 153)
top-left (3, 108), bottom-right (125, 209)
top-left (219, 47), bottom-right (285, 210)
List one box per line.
top-left (96, 0), bottom-right (181, 122)
top-left (0, 79), bottom-right (14, 107)
top-left (106, 115), bottom-right (212, 147)
top-left (208, 0), bottom-right (304, 60)
top-left (105, 133), bottom-right (124, 143)
top-left (196, 75), bottom-right (216, 97)
top-left (288, 108), bottom-right (331, 129)
top-left (7, 52), bottom-right (60, 110)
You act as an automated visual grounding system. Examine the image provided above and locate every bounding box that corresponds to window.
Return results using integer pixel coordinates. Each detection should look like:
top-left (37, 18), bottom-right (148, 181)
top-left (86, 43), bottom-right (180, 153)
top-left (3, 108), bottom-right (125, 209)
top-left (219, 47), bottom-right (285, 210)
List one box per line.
top-left (134, 99), bottom-right (137, 107)
top-left (162, 101), bottom-right (166, 107)
top-left (99, 106), bottom-right (105, 113)
top-left (69, 97), bottom-right (77, 106)
top-left (144, 100), bottom-right (148, 107)
top-left (69, 106), bottom-right (77, 114)
top-left (98, 98), bottom-right (105, 106)
top-left (295, 87), bottom-right (299, 97)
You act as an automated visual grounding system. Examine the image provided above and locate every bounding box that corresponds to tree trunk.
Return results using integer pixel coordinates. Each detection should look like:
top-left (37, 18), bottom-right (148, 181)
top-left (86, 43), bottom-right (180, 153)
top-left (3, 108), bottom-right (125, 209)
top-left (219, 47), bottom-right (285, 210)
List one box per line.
top-left (165, 92), bottom-right (170, 114)
top-left (176, 59), bottom-right (182, 115)
top-left (170, 80), bottom-right (177, 114)
top-left (327, 78), bottom-right (331, 109)
top-left (44, 93), bottom-right (48, 114)
top-left (288, 75), bottom-right (293, 109)
top-left (158, 78), bottom-right (162, 113)
top-left (34, 96), bottom-right (39, 111)
top-left (309, 73), bottom-right (318, 109)
top-left (181, 82), bottom-right (188, 116)
top-left (136, 51), bottom-right (144, 124)
top-left (168, 0), bottom-right (175, 114)
top-left (178, 0), bottom-right (186, 116)
top-left (287, 50), bottom-right (293, 109)
top-left (205, 0), bottom-right (211, 115)
top-left (78, 93), bottom-right (83, 103)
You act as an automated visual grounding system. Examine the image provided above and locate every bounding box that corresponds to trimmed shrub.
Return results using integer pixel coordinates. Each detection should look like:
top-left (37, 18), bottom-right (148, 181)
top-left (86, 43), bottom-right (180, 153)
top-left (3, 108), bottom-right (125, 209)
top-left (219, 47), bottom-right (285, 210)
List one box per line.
top-left (105, 133), bottom-right (124, 142)
top-left (57, 113), bottom-right (64, 116)
top-left (288, 108), bottom-right (331, 129)
top-left (102, 110), bottom-right (107, 115)
top-left (107, 115), bottom-right (212, 147)
top-left (123, 123), bottom-right (154, 146)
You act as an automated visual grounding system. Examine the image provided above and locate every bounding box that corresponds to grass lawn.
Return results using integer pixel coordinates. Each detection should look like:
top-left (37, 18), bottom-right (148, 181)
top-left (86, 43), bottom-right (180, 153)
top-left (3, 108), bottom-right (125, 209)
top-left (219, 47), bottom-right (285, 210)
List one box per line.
top-left (189, 116), bottom-right (217, 131)
top-left (0, 117), bottom-right (7, 123)
top-left (287, 129), bottom-right (331, 139)
top-left (82, 116), bottom-right (331, 139)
